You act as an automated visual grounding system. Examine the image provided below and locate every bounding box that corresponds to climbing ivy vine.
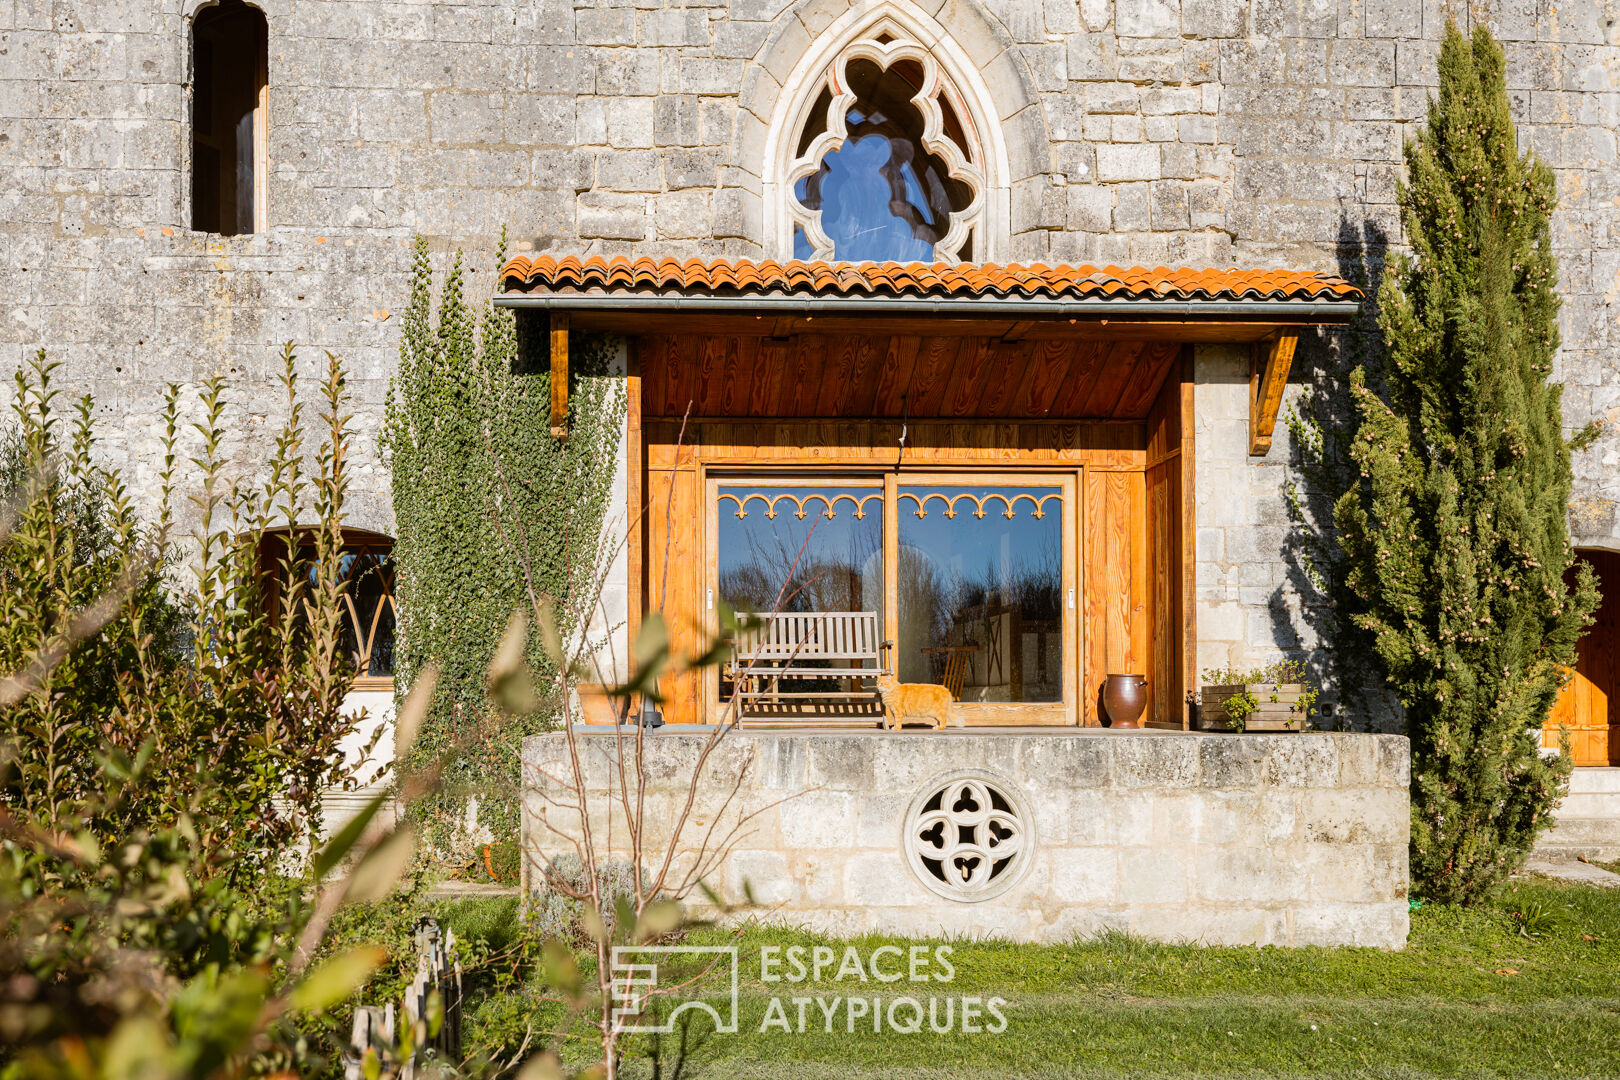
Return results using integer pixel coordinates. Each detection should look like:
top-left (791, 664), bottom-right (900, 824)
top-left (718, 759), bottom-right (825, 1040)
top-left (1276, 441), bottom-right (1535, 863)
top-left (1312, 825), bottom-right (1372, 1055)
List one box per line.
top-left (383, 235), bottom-right (625, 869)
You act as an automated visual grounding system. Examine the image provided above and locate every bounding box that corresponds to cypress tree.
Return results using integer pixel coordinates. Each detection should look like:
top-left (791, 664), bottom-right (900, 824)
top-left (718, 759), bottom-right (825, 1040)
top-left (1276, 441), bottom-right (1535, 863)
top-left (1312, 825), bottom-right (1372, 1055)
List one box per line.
top-left (1334, 23), bottom-right (1599, 904)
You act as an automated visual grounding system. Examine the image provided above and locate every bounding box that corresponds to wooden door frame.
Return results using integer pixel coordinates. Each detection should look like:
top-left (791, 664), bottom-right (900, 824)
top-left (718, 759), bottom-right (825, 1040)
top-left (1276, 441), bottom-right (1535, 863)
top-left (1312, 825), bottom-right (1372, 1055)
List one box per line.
top-left (701, 467), bottom-right (1080, 725)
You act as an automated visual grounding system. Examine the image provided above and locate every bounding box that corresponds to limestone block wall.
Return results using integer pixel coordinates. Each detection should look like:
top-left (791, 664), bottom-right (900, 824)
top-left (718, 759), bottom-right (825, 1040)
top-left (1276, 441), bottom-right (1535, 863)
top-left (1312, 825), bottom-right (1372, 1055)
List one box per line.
top-left (2, 0), bottom-right (1617, 618)
top-left (521, 730), bottom-right (1412, 948)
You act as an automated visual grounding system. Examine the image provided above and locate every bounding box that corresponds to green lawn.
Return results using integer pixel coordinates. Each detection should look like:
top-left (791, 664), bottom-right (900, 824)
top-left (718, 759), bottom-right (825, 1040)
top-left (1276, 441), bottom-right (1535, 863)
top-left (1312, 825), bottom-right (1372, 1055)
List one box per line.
top-left (436, 874), bottom-right (1620, 1079)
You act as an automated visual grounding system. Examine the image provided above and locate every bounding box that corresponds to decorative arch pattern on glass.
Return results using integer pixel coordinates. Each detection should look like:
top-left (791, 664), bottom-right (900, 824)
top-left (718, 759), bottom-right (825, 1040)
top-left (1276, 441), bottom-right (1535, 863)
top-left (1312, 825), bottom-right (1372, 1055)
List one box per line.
top-left (720, 491), bottom-right (884, 522)
top-left (785, 25), bottom-right (986, 264)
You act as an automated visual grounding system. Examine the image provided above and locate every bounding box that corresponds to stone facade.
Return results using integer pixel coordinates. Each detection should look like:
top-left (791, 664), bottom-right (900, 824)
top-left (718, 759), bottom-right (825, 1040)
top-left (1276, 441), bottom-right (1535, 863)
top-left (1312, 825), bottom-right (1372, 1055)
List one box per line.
top-left (521, 730), bottom-right (1413, 947)
top-left (3, 0), bottom-right (1617, 687)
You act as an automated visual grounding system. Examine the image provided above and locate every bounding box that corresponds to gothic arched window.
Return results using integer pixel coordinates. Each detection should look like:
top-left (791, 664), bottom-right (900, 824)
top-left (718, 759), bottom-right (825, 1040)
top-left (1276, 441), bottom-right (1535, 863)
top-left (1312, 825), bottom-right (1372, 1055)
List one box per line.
top-left (783, 31), bottom-right (987, 264)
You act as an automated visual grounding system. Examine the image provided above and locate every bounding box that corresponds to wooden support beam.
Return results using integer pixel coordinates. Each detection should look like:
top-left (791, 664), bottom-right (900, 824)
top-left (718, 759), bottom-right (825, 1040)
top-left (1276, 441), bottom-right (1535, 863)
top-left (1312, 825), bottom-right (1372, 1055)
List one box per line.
top-left (549, 310), bottom-right (569, 438)
top-left (1249, 329), bottom-right (1297, 455)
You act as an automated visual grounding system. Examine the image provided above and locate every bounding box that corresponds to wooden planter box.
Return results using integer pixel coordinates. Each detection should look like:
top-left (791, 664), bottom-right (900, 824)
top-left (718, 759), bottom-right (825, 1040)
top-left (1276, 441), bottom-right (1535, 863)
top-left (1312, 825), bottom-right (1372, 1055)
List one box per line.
top-left (1199, 684), bottom-right (1310, 732)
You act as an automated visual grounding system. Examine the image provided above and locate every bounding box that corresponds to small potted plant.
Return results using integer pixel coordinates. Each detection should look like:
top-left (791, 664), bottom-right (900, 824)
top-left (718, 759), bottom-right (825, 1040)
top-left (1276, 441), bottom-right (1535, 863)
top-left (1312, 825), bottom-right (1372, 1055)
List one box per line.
top-left (1199, 659), bottom-right (1319, 732)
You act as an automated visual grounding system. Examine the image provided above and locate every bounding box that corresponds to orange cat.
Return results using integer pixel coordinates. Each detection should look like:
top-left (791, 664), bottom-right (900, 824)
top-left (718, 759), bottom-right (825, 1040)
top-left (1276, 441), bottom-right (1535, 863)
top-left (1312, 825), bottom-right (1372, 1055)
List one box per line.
top-left (875, 672), bottom-right (951, 730)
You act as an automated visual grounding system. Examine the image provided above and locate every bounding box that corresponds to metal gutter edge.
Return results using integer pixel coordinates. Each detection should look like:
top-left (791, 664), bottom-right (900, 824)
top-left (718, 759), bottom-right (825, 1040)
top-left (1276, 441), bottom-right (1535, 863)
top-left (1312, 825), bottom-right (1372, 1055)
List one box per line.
top-left (492, 292), bottom-right (1360, 322)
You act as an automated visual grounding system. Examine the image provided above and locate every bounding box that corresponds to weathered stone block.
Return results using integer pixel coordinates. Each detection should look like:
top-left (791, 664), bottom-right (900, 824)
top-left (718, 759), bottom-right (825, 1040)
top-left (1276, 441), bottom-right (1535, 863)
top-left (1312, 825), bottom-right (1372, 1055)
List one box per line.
top-left (1182, 0), bottom-right (1243, 38)
top-left (662, 147), bottom-right (721, 189)
top-left (1048, 848), bottom-right (1120, 904)
top-left (1116, 0), bottom-right (1180, 38)
top-left (1121, 848), bottom-right (1189, 904)
top-left (1067, 183), bottom-right (1113, 232)
top-left (1116, 737), bottom-right (1198, 789)
top-left (578, 192), bottom-right (647, 240)
top-left (1112, 181), bottom-right (1152, 231)
top-left (428, 92), bottom-right (502, 146)
top-left (1096, 143), bottom-right (1161, 182)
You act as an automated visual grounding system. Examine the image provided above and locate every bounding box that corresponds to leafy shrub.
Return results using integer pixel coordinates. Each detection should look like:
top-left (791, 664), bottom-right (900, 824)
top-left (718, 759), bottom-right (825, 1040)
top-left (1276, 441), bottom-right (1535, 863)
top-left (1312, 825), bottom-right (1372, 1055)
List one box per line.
top-left (1, 348), bottom-right (373, 860)
top-left (0, 347), bottom-right (408, 1077)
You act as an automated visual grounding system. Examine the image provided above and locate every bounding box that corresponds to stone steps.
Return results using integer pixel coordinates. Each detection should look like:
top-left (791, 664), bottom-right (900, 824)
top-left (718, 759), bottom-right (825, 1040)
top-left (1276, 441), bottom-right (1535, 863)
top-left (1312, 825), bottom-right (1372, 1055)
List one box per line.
top-left (1535, 769), bottom-right (1620, 862)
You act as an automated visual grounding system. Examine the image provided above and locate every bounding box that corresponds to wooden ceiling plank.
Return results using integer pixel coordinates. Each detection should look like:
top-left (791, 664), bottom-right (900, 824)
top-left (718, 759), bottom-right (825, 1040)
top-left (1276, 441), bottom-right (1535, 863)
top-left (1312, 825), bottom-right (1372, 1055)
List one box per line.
top-left (643, 335), bottom-right (670, 417)
top-left (871, 335), bottom-right (922, 418)
top-left (904, 337), bottom-right (955, 418)
top-left (820, 334), bottom-right (866, 416)
top-left (1082, 340), bottom-right (1147, 418)
top-left (1114, 341), bottom-right (1181, 419)
top-left (848, 335), bottom-right (893, 418)
top-left (943, 337), bottom-right (996, 418)
top-left (751, 338), bottom-right (788, 416)
top-left (721, 336), bottom-right (756, 416)
top-left (785, 334), bottom-right (829, 416)
top-left (1053, 340), bottom-right (1108, 416)
top-left (666, 335), bottom-right (699, 419)
top-left (695, 335), bottom-right (728, 417)
top-left (1014, 338), bottom-right (1077, 418)
top-left (977, 338), bottom-right (1034, 418)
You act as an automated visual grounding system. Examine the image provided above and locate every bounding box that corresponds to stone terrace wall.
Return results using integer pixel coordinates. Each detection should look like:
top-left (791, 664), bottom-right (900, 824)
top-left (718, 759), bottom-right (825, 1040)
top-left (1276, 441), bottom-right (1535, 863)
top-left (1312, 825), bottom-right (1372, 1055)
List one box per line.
top-left (2, 0), bottom-right (1616, 595)
top-left (522, 730), bottom-right (1412, 947)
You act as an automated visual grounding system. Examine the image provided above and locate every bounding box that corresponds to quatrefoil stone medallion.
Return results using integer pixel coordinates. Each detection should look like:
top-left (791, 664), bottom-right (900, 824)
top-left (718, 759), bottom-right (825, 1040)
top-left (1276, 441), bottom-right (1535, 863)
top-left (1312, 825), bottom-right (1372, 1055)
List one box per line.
top-left (903, 769), bottom-right (1036, 903)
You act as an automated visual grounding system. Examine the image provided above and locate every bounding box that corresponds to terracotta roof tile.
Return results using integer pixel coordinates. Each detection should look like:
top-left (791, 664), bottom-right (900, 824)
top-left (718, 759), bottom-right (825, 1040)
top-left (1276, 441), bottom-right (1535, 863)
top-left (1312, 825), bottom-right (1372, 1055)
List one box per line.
top-left (499, 256), bottom-right (1361, 303)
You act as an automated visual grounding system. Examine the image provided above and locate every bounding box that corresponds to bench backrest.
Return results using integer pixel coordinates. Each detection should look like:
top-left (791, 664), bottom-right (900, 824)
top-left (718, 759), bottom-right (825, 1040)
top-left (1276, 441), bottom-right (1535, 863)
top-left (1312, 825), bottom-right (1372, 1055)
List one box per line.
top-left (735, 611), bottom-right (883, 663)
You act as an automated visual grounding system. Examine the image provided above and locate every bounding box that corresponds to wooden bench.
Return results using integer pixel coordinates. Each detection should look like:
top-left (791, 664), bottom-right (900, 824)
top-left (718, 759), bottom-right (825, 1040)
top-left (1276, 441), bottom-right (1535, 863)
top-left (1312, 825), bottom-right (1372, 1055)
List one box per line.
top-left (725, 611), bottom-right (891, 723)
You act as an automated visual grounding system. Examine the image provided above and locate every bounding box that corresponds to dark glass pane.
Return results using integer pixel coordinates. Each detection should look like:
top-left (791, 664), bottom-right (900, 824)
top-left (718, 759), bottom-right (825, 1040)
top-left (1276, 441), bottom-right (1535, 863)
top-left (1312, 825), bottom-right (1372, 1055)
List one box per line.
top-left (717, 484), bottom-right (883, 707)
top-left (191, 1), bottom-right (264, 235)
top-left (717, 485), bottom-right (882, 617)
top-left (347, 553), bottom-right (396, 677)
top-left (307, 547), bottom-right (396, 678)
top-left (794, 57), bottom-right (973, 263)
top-left (939, 94), bottom-right (970, 165)
top-left (897, 486), bottom-right (1063, 703)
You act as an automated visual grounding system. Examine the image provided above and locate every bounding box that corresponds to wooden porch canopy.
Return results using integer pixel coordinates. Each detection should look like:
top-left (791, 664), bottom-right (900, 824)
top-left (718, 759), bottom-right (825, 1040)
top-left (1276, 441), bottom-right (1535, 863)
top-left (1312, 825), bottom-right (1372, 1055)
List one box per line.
top-left (494, 257), bottom-right (1360, 728)
top-left (496, 257), bottom-right (1360, 451)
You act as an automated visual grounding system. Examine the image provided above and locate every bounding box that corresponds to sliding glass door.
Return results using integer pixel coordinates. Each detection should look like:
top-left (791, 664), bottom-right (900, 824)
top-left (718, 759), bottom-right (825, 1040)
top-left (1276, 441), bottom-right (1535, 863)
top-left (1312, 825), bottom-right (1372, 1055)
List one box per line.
top-left (707, 472), bottom-right (1077, 725)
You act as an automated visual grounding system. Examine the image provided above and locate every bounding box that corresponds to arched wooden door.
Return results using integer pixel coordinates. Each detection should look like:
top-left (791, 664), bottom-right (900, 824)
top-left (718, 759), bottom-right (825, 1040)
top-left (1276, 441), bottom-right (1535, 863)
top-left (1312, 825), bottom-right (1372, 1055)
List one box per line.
top-left (1545, 549), bottom-right (1620, 766)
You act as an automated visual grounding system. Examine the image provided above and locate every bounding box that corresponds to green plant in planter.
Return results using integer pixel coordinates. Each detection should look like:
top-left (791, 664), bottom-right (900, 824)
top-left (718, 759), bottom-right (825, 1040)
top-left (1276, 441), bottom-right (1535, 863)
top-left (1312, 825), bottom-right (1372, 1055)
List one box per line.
top-left (1217, 688), bottom-right (1260, 731)
top-left (1201, 659), bottom-right (1321, 731)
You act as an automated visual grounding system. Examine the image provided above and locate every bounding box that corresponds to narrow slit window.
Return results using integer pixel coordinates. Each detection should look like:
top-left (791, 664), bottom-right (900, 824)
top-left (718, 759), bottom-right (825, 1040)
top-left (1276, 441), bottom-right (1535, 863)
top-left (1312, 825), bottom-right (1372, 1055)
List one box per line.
top-left (191, 1), bottom-right (267, 235)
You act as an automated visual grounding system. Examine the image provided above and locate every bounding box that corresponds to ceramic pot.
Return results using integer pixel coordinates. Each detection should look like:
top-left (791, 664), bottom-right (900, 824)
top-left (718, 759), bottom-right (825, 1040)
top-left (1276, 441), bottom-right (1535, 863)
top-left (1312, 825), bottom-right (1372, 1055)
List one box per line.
top-left (1102, 673), bottom-right (1148, 728)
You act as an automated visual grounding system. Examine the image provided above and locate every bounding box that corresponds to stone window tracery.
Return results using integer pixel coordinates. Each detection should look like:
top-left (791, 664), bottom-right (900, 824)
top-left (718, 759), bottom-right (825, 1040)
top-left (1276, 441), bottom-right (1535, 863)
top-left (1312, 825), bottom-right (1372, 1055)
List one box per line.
top-left (904, 770), bottom-right (1034, 902)
top-left (783, 28), bottom-right (987, 264)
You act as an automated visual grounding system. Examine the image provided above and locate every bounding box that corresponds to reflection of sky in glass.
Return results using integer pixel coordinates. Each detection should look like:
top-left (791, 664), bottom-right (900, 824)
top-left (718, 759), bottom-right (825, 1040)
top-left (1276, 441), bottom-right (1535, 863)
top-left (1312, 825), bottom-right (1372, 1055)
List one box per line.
top-left (717, 486), bottom-right (883, 617)
top-left (899, 489), bottom-right (1061, 584)
top-left (794, 133), bottom-right (935, 263)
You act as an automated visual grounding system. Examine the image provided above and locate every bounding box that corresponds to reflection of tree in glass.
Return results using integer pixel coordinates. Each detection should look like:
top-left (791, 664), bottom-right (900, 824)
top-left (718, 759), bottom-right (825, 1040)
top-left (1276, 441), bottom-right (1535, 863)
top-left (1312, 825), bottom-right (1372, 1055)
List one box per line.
top-left (718, 510), bottom-right (880, 615)
top-left (951, 537), bottom-right (1062, 623)
top-left (901, 533), bottom-right (1061, 694)
top-left (896, 544), bottom-right (950, 683)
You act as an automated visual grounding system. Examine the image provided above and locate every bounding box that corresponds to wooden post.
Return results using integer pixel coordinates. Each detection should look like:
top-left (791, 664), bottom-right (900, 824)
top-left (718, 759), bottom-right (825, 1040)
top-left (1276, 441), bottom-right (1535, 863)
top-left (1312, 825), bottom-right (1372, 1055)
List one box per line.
top-left (549, 310), bottom-right (569, 438)
top-left (1249, 330), bottom-right (1298, 455)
